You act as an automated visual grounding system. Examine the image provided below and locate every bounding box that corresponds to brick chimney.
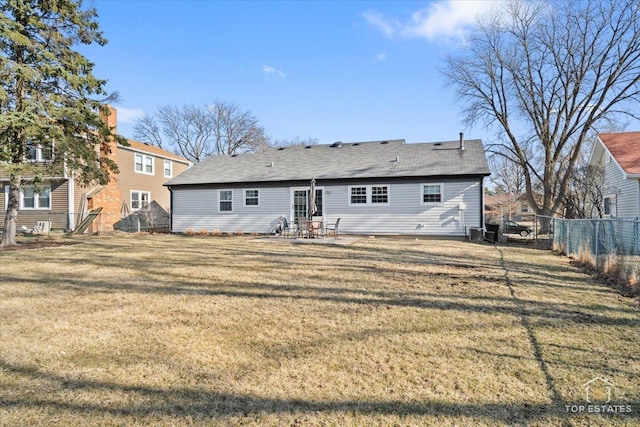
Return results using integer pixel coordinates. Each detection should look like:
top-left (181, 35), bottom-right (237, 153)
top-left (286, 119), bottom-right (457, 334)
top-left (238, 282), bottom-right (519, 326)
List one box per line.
top-left (92, 104), bottom-right (122, 232)
top-left (99, 105), bottom-right (118, 135)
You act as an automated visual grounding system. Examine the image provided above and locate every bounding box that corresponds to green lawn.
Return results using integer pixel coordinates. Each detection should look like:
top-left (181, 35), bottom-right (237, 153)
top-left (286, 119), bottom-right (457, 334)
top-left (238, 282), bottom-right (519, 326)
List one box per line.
top-left (0, 234), bottom-right (638, 426)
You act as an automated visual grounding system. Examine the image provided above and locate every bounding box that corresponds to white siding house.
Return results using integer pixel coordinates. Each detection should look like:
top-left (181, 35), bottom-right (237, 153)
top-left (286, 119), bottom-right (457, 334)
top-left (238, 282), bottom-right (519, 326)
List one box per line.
top-left (165, 139), bottom-right (490, 236)
top-left (589, 133), bottom-right (640, 218)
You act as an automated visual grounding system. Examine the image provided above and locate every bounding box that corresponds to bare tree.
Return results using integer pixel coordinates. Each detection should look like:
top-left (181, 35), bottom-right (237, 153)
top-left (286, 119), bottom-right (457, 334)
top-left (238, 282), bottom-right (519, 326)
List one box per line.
top-left (488, 155), bottom-right (526, 220)
top-left (489, 155), bottom-right (525, 196)
top-left (563, 160), bottom-right (606, 219)
top-left (443, 0), bottom-right (640, 218)
top-left (134, 102), bottom-right (269, 163)
top-left (207, 101), bottom-right (269, 155)
top-left (132, 114), bottom-right (164, 149)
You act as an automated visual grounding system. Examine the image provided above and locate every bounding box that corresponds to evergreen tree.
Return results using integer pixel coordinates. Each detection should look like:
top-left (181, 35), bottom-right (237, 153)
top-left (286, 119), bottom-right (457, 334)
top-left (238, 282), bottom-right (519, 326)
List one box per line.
top-left (0, 0), bottom-right (118, 247)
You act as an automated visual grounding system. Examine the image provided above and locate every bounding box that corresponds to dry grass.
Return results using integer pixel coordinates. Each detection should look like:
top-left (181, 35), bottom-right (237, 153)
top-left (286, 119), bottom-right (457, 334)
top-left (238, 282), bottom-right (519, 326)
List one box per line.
top-left (0, 234), bottom-right (638, 426)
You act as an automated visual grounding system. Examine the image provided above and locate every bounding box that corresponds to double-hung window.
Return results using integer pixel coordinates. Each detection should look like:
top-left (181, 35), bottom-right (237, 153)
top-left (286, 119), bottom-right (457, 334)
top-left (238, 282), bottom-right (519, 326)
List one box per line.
top-left (348, 185), bottom-right (389, 206)
top-left (350, 186), bottom-right (367, 205)
top-left (219, 190), bottom-right (233, 212)
top-left (135, 153), bottom-right (154, 175)
top-left (131, 191), bottom-right (150, 210)
top-left (421, 184), bottom-right (443, 204)
top-left (12, 186), bottom-right (51, 210)
top-left (371, 186), bottom-right (389, 204)
top-left (26, 141), bottom-right (53, 162)
top-left (244, 189), bottom-right (259, 207)
top-left (164, 160), bottom-right (173, 177)
top-left (604, 195), bottom-right (616, 216)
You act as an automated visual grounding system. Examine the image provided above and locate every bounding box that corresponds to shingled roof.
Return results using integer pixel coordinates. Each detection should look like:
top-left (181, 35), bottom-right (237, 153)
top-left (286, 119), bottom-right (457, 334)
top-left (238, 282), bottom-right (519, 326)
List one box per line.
top-left (165, 139), bottom-right (490, 186)
top-left (598, 132), bottom-right (640, 175)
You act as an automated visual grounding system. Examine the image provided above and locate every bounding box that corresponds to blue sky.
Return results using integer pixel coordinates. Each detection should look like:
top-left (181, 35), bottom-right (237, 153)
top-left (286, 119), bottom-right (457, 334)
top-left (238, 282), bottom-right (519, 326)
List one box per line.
top-left (83, 0), bottom-right (496, 145)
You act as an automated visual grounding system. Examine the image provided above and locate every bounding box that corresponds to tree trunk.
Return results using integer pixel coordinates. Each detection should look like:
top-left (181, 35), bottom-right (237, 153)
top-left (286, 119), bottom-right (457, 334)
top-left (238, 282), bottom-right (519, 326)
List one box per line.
top-left (0, 175), bottom-right (21, 247)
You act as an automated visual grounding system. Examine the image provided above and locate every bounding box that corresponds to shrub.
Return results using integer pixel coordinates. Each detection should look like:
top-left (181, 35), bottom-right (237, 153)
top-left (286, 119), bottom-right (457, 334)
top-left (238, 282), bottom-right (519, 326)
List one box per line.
top-left (184, 229), bottom-right (196, 236)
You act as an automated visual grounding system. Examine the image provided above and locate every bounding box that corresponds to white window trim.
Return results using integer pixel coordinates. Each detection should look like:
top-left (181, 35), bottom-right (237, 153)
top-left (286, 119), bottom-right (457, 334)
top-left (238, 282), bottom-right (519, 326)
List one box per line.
top-left (164, 159), bottom-right (173, 178)
top-left (218, 189), bottom-right (234, 213)
top-left (243, 189), bottom-right (260, 208)
top-left (421, 183), bottom-right (444, 205)
top-left (348, 185), bottom-right (390, 206)
top-left (130, 190), bottom-right (151, 211)
top-left (26, 142), bottom-right (54, 163)
top-left (348, 185), bottom-right (368, 206)
top-left (6, 185), bottom-right (52, 210)
top-left (135, 153), bottom-right (155, 175)
top-left (370, 185), bottom-right (390, 206)
top-left (604, 194), bottom-right (617, 216)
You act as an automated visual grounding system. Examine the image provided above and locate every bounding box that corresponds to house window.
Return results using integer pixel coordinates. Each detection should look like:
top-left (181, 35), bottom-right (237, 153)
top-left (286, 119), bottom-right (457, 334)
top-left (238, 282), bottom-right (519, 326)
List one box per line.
top-left (135, 153), bottom-right (154, 175)
top-left (219, 190), bottom-right (233, 212)
top-left (422, 184), bottom-right (443, 204)
top-left (164, 160), bottom-right (172, 177)
top-left (604, 196), bottom-right (616, 216)
top-left (521, 204), bottom-right (529, 213)
top-left (371, 186), bottom-right (389, 204)
top-left (349, 185), bottom-right (389, 206)
top-left (19, 186), bottom-right (51, 210)
top-left (144, 156), bottom-right (153, 174)
top-left (350, 186), bottom-right (367, 204)
top-left (131, 191), bottom-right (150, 210)
top-left (26, 141), bottom-right (53, 162)
top-left (244, 189), bottom-right (259, 207)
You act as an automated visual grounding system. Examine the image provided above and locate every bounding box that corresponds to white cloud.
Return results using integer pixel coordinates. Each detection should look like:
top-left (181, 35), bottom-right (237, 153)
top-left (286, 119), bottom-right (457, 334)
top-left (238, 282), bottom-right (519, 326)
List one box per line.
top-left (263, 65), bottom-right (286, 78)
top-left (116, 107), bottom-right (145, 124)
top-left (363, 11), bottom-right (396, 36)
top-left (364, 1), bottom-right (496, 44)
top-left (375, 52), bottom-right (387, 62)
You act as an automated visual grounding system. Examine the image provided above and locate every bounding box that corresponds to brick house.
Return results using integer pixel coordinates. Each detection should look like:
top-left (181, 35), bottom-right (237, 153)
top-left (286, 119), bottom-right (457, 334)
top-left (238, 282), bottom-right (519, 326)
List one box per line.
top-left (0, 107), bottom-right (191, 232)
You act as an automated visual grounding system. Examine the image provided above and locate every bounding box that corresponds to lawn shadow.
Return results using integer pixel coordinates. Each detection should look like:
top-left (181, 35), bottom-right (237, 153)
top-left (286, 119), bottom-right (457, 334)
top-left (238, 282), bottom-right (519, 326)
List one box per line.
top-left (5, 359), bottom-right (635, 424)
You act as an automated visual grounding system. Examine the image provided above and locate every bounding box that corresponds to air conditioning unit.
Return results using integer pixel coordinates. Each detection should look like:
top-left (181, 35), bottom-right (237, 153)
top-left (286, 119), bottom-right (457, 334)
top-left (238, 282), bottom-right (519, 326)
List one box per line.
top-left (469, 227), bottom-right (483, 241)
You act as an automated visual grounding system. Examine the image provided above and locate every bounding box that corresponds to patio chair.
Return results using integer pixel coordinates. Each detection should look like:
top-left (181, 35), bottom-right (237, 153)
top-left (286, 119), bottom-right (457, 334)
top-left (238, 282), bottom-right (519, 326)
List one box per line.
top-left (294, 217), bottom-right (309, 238)
top-left (324, 218), bottom-right (340, 239)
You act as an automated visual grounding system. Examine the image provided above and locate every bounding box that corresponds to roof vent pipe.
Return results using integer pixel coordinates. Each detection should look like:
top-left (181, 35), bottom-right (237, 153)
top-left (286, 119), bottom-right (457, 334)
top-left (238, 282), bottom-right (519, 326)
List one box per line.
top-left (394, 156), bottom-right (399, 162)
top-left (459, 132), bottom-right (465, 150)
top-left (267, 161), bottom-right (274, 167)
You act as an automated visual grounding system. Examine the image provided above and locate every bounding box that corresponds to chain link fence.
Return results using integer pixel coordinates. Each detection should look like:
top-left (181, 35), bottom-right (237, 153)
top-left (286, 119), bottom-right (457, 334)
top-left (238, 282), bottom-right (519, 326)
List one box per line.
top-left (538, 215), bottom-right (640, 292)
top-left (6, 210), bottom-right (170, 235)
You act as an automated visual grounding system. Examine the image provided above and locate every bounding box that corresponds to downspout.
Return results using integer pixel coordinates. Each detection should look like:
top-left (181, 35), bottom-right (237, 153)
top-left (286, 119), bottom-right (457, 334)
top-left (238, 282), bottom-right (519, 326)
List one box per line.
top-left (169, 187), bottom-right (173, 233)
top-left (64, 152), bottom-right (75, 231)
top-left (480, 176), bottom-right (485, 228)
top-left (68, 176), bottom-right (75, 230)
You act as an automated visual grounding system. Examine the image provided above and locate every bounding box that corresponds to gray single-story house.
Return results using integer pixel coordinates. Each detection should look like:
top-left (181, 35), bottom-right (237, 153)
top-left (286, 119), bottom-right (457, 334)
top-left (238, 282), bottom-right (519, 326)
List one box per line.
top-left (164, 138), bottom-right (490, 236)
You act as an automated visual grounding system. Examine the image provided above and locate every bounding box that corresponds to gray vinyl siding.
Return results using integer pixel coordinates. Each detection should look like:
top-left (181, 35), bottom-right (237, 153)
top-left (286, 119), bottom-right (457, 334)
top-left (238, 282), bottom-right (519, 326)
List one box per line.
top-left (172, 186), bottom-right (291, 233)
top-left (603, 152), bottom-right (640, 218)
top-left (324, 180), bottom-right (481, 236)
top-left (171, 178), bottom-right (482, 235)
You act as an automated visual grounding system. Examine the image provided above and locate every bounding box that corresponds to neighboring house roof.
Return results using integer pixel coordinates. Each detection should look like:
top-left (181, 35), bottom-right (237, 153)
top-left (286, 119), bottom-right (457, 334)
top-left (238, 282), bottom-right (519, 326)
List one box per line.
top-left (165, 139), bottom-right (489, 186)
top-left (120, 139), bottom-right (191, 164)
top-left (598, 132), bottom-right (640, 176)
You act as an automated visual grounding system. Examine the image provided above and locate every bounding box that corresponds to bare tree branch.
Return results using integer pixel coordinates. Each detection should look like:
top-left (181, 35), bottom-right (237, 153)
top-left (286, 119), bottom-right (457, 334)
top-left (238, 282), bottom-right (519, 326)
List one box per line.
top-left (443, 0), bottom-right (640, 217)
top-left (133, 102), bottom-right (270, 163)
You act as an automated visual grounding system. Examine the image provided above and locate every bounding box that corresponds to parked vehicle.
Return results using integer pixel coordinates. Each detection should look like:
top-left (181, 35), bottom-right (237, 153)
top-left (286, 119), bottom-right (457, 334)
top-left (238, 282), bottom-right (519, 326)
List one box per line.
top-left (503, 220), bottom-right (532, 237)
